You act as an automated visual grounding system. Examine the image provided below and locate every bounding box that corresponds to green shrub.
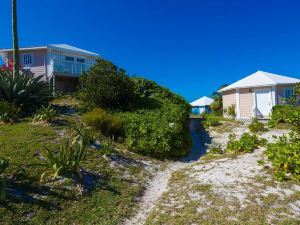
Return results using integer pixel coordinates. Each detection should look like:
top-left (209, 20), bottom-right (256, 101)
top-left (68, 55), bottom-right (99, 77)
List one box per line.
top-left (202, 114), bottom-right (221, 128)
top-left (248, 119), bottom-right (266, 133)
top-left (78, 61), bottom-right (191, 158)
top-left (0, 158), bottom-right (9, 201)
top-left (33, 105), bottom-right (57, 122)
top-left (117, 103), bottom-right (191, 159)
top-left (41, 139), bottom-right (86, 180)
top-left (79, 58), bottom-right (134, 109)
top-left (0, 100), bottom-right (20, 123)
top-left (82, 108), bottom-right (123, 138)
top-left (226, 133), bottom-right (261, 153)
top-left (0, 70), bottom-right (50, 113)
top-left (207, 142), bottom-right (223, 154)
top-left (269, 105), bottom-right (300, 132)
top-left (265, 132), bottom-right (300, 181)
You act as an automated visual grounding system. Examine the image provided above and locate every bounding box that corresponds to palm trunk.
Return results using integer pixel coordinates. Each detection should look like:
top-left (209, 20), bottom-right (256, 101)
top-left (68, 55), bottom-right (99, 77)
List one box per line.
top-left (12, 0), bottom-right (19, 77)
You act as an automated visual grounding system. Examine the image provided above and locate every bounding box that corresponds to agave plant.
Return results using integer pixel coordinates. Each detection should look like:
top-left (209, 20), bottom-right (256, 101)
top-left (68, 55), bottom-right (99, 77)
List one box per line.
top-left (0, 70), bottom-right (50, 112)
top-left (0, 158), bottom-right (9, 201)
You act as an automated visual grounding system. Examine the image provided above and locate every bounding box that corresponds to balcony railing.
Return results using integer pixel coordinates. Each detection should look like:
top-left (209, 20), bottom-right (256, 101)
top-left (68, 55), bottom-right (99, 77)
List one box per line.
top-left (50, 58), bottom-right (94, 77)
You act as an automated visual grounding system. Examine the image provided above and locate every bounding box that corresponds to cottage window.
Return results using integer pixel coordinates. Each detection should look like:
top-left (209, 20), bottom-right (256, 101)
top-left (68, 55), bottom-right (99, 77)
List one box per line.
top-left (23, 53), bottom-right (33, 66)
top-left (77, 58), bottom-right (85, 63)
top-left (284, 87), bottom-right (294, 99)
top-left (65, 56), bottom-right (74, 61)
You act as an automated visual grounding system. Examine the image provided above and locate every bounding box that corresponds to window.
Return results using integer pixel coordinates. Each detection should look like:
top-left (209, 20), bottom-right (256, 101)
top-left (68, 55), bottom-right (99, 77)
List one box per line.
top-left (65, 56), bottom-right (74, 61)
top-left (284, 87), bottom-right (294, 99)
top-left (77, 58), bottom-right (85, 63)
top-left (23, 53), bottom-right (33, 66)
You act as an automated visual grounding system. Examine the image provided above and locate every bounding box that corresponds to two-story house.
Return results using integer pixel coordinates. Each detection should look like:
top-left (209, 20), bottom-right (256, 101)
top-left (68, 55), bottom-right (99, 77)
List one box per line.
top-left (0, 44), bottom-right (99, 93)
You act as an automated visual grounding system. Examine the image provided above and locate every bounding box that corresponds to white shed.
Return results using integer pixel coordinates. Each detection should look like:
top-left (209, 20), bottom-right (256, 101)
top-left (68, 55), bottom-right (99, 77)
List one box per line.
top-left (190, 96), bottom-right (214, 114)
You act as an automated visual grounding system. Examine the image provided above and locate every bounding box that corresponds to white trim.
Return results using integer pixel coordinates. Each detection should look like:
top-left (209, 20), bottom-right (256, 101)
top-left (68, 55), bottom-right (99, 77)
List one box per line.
top-left (236, 88), bottom-right (240, 119)
top-left (252, 90), bottom-right (256, 118)
top-left (271, 86), bottom-right (276, 107)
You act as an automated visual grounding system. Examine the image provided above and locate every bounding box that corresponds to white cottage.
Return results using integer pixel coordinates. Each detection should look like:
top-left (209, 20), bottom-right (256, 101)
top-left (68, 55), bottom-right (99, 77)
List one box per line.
top-left (190, 96), bottom-right (214, 114)
top-left (219, 71), bottom-right (300, 122)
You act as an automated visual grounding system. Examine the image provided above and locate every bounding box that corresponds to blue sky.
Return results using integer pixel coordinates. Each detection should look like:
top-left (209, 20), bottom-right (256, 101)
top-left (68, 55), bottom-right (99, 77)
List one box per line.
top-left (1, 0), bottom-right (300, 102)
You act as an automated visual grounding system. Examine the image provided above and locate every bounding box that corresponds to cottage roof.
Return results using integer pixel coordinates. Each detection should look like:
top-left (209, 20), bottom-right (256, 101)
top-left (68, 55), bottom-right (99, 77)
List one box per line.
top-left (219, 71), bottom-right (300, 92)
top-left (190, 96), bottom-right (214, 107)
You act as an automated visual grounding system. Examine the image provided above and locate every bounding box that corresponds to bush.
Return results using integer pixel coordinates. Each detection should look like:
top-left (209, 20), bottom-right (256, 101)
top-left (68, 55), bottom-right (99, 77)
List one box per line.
top-left (248, 119), bottom-right (266, 133)
top-left (33, 105), bottom-right (57, 123)
top-left (202, 114), bottom-right (221, 128)
top-left (78, 61), bottom-right (191, 158)
top-left (0, 100), bottom-right (20, 123)
top-left (265, 133), bottom-right (300, 181)
top-left (0, 70), bottom-right (50, 113)
top-left (79, 58), bottom-right (134, 109)
top-left (269, 105), bottom-right (300, 132)
top-left (118, 105), bottom-right (190, 158)
top-left (82, 108), bottom-right (123, 138)
top-left (226, 133), bottom-right (261, 153)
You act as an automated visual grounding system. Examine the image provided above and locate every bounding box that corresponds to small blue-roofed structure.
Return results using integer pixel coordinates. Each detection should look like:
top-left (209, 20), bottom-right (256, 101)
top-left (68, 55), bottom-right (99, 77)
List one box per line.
top-left (190, 96), bottom-right (214, 115)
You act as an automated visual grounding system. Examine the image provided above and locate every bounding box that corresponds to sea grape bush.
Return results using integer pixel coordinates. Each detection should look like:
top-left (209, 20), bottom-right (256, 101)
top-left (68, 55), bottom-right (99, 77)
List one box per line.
top-left (248, 119), bottom-right (266, 133)
top-left (269, 105), bottom-right (300, 133)
top-left (226, 133), bottom-right (262, 154)
top-left (117, 103), bottom-right (191, 158)
top-left (202, 114), bottom-right (221, 128)
top-left (265, 132), bottom-right (300, 181)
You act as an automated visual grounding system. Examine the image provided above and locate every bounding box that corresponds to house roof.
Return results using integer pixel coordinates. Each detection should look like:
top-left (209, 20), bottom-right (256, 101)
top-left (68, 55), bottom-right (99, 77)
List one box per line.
top-left (48, 44), bottom-right (99, 57)
top-left (190, 96), bottom-right (214, 107)
top-left (0, 44), bottom-right (99, 57)
top-left (219, 71), bottom-right (300, 92)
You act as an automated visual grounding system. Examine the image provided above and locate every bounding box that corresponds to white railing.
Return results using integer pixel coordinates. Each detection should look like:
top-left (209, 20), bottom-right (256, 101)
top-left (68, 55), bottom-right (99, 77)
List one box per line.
top-left (50, 58), bottom-right (94, 77)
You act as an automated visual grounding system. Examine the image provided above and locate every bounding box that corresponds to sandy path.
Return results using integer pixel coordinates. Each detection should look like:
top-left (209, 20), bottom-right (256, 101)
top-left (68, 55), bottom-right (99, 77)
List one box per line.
top-left (123, 119), bottom-right (204, 225)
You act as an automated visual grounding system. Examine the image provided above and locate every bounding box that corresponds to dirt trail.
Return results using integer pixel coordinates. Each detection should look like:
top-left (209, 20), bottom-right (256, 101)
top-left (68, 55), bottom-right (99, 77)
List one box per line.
top-left (123, 119), bottom-right (204, 225)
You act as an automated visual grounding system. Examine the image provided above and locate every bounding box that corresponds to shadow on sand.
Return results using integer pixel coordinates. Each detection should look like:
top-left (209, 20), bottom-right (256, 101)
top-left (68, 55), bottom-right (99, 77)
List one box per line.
top-left (180, 118), bottom-right (212, 163)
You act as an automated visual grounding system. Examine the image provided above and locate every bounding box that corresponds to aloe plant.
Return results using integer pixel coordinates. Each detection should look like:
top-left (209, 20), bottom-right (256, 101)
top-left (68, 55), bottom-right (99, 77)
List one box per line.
top-left (0, 158), bottom-right (9, 201)
top-left (41, 139), bottom-right (86, 181)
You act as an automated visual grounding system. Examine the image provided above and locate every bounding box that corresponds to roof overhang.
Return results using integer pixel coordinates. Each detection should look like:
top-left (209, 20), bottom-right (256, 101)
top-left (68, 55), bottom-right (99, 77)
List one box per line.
top-left (48, 45), bottom-right (99, 57)
top-left (0, 46), bottom-right (47, 52)
top-left (218, 83), bottom-right (299, 93)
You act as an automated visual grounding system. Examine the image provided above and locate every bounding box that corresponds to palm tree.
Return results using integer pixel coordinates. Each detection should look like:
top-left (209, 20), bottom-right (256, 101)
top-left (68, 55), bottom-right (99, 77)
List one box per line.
top-left (210, 84), bottom-right (228, 115)
top-left (12, 0), bottom-right (19, 77)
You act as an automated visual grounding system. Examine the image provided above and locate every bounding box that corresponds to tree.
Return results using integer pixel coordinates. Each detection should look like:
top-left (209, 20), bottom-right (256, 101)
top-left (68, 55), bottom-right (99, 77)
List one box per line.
top-left (79, 58), bottom-right (135, 109)
top-left (210, 84), bottom-right (228, 115)
top-left (12, 0), bottom-right (20, 77)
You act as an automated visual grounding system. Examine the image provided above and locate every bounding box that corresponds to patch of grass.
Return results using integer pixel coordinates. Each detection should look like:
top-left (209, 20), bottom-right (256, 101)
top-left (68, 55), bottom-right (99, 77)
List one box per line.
top-left (0, 117), bottom-right (151, 224)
